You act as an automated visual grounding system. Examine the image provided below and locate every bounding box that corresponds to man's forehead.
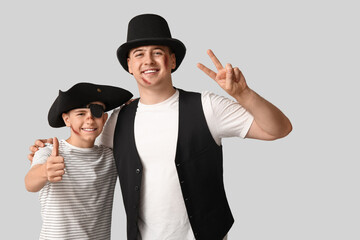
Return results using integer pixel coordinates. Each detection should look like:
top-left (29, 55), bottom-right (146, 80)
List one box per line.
top-left (130, 45), bottom-right (170, 53)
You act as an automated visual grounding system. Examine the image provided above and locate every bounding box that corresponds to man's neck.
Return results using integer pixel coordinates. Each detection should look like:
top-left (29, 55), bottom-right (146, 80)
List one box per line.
top-left (138, 84), bottom-right (176, 105)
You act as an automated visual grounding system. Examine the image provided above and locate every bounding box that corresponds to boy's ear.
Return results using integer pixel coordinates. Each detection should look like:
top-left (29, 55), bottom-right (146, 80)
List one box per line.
top-left (62, 113), bottom-right (71, 127)
top-left (103, 112), bottom-right (108, 122)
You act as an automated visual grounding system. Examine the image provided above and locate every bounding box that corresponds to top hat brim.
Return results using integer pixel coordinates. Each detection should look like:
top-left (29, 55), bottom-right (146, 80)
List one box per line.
top-left (117, 38), bottom-right (186, 73)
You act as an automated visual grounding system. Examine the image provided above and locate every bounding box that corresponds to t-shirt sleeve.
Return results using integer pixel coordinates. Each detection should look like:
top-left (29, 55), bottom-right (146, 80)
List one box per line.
top-left (31, 144), bottom-right (53, 168)
top-left (96, 107), bottom-right (120, 149)
top-left (201, 91), bottom-right (254, 145)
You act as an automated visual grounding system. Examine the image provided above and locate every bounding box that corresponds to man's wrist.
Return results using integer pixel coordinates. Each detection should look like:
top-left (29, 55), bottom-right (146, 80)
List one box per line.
top-left (234, 87), bottom-right (253, 107)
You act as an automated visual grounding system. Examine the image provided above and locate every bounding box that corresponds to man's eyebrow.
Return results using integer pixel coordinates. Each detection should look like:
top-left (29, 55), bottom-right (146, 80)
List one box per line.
top-left (131, 48), bottom-right (144, 55)
top-left (154, 47), bottom-right (166, 51)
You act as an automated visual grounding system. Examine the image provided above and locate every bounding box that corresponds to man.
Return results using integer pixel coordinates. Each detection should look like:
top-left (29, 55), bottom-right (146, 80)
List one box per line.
top-left (104, 13), bottom-right (291, 240)
top-left (29, 14), bottom-right (292, 240)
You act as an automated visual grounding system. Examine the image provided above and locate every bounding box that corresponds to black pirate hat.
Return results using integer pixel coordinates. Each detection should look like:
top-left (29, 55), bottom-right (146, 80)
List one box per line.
top-left (48, 82), bottom-right (133, 128)
top-left (117, 14), bottom-right (186, 73)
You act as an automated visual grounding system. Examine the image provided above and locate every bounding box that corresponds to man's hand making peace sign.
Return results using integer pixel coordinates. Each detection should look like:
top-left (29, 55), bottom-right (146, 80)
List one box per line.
top-left (197, 49), bottom-right (292, 140)
top-left (197, 49), bottom-right (249, 100)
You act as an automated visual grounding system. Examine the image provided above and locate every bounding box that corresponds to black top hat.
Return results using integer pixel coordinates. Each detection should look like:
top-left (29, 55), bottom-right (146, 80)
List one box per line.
top-left (48, 82), bottom-right (133, 128)
top-left (117, 14), bottom-right (186, 73)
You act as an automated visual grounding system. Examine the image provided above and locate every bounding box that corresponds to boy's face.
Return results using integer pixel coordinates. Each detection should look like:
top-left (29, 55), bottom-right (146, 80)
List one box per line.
top-left (62, 101), bottom-right (108, 147)
top-left (127, 45), bottom-right (176, 91)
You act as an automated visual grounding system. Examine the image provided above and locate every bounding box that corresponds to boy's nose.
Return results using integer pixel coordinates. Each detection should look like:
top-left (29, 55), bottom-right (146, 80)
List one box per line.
top-left (86, 112), bottom-right (95, 120)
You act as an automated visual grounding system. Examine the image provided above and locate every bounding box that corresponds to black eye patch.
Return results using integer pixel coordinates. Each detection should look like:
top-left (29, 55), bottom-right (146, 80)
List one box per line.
top-left (88, 104), bottom-right (105, 118)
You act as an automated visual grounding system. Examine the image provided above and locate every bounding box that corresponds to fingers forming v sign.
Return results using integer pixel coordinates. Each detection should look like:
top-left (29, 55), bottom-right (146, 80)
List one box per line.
top-left (197, 49), bottom-right (248, 98)
top-left (197, 49), bottom-right (224, 80)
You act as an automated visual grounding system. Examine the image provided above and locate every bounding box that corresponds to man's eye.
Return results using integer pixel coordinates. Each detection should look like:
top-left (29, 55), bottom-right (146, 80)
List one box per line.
top-left (77, 113), bottom-right (85, 116)
top-left (154, 52), bottom-right (163, 55)
top-left (135, 53), bottom-right (143, 57)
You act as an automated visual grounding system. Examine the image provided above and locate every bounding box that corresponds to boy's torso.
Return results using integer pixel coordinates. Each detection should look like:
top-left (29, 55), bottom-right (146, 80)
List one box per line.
top-left (34, 139), bottom-right (117, 240)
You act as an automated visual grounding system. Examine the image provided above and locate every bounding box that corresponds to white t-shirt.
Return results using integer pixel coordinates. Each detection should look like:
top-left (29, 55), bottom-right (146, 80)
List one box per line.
top-left (31, 139), bottom-right (117, 240)
top-left (98, 90), bottom-right (254, 240)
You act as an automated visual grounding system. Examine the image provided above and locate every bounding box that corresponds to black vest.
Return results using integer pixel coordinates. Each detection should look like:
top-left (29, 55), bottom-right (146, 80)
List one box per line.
top-left (113, 89), bottom-right (234, 240)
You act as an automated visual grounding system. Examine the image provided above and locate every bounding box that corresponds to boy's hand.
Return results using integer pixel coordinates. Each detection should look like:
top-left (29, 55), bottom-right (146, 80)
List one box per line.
top-left (28, 138), bottom-right (53, 163)
top-left (45, 137), bottom-right (65, 182)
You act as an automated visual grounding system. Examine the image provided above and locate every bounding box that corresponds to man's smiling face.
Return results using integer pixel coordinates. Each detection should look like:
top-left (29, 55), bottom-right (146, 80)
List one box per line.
top-left (127, 45), bottom-right (176, 90)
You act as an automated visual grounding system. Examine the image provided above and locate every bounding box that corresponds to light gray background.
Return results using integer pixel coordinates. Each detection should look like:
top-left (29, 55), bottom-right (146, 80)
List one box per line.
top-left (1, 0), bottom-right (359, 239)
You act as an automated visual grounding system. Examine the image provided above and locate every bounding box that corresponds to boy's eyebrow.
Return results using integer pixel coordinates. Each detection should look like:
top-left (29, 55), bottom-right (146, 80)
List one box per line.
top-left (72, 108), bottom-right (88, 113)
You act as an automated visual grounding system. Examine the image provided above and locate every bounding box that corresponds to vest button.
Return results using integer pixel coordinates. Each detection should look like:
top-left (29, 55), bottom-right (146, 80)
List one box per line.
top-left (176, 163), bottom-right (180, 167)
top-left (136, 169), bottom-right (141, 174)
top-left (135, 186), bottom-right (139, 191)
top-left (180, 180), bottom-right (184, 184)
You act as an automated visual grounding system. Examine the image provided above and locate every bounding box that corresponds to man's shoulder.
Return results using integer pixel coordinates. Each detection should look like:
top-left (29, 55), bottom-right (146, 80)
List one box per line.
top-left (105, 106), bottom-right (124, 123)
top-left (110, 106), bottom-right (122, 116)
top-left (175, 88), bottom-right (202, 102)
top-left (176, 88), bottom-right (222, 99)
top-left (176, 88), bottom-right (230, 109)
top-left (118, 99), bottom-right (139, 113)
top-left (200, 90), bottom-right (235, 105)
top-left (176, 88), bottom-right (201, 95)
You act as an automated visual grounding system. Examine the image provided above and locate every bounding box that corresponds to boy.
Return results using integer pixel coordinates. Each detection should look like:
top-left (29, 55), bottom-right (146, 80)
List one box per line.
top-left (25, 82), bottom-right (132, 240)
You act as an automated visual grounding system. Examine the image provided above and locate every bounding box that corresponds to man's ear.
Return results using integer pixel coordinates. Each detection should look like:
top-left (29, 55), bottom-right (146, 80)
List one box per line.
top-left (171, 53), bottom-right (176, 70)
top-left (127, 58), bottom-right (133, 74)
top-left (62, 113), bottom-right (71, 127)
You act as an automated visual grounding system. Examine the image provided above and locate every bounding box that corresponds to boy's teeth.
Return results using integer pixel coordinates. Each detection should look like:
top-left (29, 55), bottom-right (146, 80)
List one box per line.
top-left (83, 128), bottom-right (95, 131)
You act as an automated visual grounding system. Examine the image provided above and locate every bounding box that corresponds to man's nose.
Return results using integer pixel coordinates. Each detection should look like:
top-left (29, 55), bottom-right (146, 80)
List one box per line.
top-left (144, 52), bottom-right (155, 64)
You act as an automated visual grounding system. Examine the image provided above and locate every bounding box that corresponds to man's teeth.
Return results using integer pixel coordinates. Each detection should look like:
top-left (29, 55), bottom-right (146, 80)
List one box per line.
top-left (144, 70), bottom-right (157, 74)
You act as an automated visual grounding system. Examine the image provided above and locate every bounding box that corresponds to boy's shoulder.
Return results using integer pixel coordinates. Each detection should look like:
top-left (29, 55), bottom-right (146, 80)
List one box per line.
top-left (36, 143), bottom-right (54, 155)
top-left (95, 144), bottom-right (113, 153)
top-left (31, 143), bottom-right (54, 167)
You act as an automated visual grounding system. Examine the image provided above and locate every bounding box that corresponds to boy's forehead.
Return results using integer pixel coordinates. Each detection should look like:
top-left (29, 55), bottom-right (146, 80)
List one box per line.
top-left (68, 101), bottom-right (106, 118)
top-left (87, 101), bottom-right (105, 107)
top-left (71, 101), bottom-right (106, 111)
